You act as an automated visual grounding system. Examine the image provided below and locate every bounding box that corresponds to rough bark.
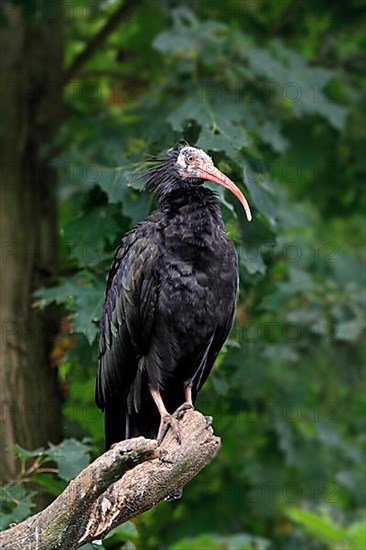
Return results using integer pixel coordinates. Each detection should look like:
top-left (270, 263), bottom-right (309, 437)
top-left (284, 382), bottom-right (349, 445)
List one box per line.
top-left (0, 2), bottom-right (64, 482)
top-left (0, 411), bottom-right (220, 550)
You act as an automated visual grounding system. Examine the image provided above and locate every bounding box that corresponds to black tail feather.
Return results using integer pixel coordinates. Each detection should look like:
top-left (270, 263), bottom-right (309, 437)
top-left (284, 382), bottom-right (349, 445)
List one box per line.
top-left (104, 400), bottom-right (128, 450)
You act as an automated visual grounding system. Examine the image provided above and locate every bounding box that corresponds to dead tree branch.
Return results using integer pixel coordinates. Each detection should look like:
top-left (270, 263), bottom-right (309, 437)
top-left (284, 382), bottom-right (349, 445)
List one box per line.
top-left (64, 0), bottom-right (137, 85)
top-left (0, 411), bottom-right (220, 549)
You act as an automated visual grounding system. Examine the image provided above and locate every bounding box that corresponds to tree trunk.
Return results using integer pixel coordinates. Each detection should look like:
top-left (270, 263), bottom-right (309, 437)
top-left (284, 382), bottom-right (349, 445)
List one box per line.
top-left (0, 2), bottom-right (64, 483)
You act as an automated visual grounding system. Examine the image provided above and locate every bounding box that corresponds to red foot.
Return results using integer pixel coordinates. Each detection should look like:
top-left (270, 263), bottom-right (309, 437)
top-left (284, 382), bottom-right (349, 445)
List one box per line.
top-left (157, 403), bottom-right (194, 444)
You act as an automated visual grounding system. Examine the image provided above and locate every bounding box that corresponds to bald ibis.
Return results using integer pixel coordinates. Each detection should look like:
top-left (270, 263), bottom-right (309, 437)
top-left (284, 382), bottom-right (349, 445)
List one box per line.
top-left (96, 143), bottom-right (252, 449)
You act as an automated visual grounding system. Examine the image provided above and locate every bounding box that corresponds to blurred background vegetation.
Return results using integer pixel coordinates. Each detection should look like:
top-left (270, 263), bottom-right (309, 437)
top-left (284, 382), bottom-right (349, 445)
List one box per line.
top-left (0, 1), bottom-right (365, 549)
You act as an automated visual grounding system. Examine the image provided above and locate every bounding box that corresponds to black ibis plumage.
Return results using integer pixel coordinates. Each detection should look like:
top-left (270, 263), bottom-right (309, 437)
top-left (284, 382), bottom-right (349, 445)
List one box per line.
top-left (96, 143), bottom-right (252, 449)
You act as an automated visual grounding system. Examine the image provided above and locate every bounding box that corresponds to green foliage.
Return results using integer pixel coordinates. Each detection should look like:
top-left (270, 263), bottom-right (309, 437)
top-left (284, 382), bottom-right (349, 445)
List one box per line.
top-left (0, 486), bottom-right (36, 531)
top-left (0, 439), bottom-right (91, 530)
top-left (46, 439), bottom-right (91, 482)
top-left (2, 1), bottom-right (364, 548)
top-left (79, 521), bottom-right (140, 550)
top-left (34, 272), bottom-right (105, 344)
top-left (169, 532), bottom-right (271, 550)
top-left (102, 522), bottom-right (139, 548)
top-left (287, 507), bottom-right (366, 550)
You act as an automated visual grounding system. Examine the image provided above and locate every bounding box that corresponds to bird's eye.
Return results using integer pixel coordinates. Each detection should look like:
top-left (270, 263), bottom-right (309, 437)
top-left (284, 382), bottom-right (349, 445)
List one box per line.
top-left (187, 155), bottom-right (194, 163)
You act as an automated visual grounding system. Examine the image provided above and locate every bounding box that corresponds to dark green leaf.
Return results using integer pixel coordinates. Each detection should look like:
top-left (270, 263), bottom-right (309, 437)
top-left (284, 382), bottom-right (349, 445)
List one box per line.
top-left (47, 439), bottom-right (91, 481)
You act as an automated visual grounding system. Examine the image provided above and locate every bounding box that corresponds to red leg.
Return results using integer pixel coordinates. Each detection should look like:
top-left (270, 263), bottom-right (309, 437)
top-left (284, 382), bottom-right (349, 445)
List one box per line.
top-left (149, 387), bottom-right (193, 444)
top-left (184, 385), bottom-right (193, 407)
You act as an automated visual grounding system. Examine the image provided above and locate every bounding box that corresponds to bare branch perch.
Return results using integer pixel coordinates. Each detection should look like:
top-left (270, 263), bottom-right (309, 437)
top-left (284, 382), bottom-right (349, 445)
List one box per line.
top-left (64, 0), bottom-right (137, 85)
top-left (0, 410), bottom-right (220, 550)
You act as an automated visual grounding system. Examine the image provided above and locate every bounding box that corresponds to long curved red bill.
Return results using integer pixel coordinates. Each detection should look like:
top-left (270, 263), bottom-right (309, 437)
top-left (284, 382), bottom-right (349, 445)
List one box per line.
top-left (198, 166), bottom-right (252, 221)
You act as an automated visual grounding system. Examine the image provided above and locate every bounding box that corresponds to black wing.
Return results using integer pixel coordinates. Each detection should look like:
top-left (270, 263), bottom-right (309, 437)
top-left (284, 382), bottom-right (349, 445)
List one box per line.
top-left (192, 302), bottom-right (236, 401)
top-left (192, 256), bottom-right (238, 401)
top-left (96, 227), bottom-right (160, 447)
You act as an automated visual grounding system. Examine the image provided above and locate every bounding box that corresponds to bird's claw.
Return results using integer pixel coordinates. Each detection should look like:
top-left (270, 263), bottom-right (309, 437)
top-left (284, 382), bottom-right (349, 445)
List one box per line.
top-left (157, 414), bottom-right (181, 444)
top-left (157, 403), bottom-right (194, 445)
top-left (205, 415), bottom-right (213, 428)
top-left (174, 402), bottom-right (194, 420)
